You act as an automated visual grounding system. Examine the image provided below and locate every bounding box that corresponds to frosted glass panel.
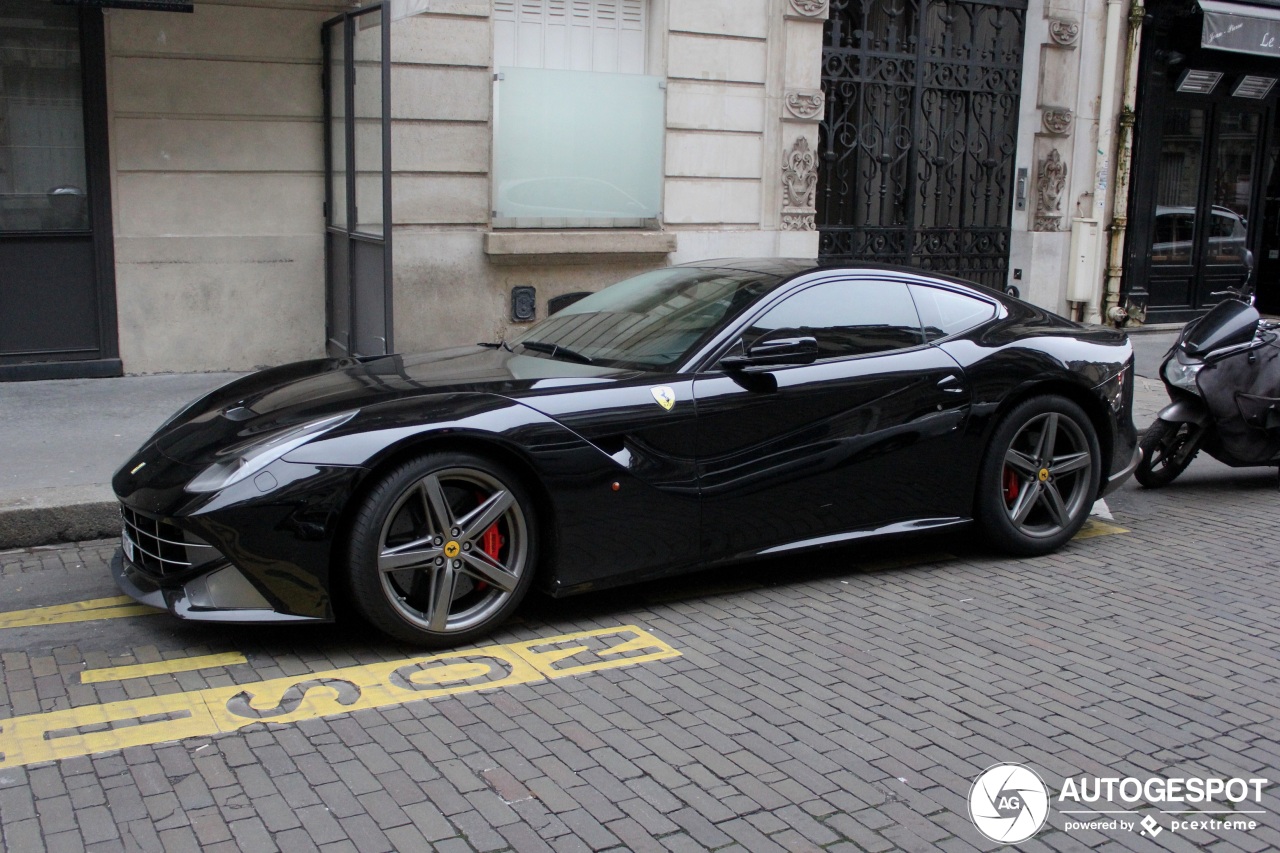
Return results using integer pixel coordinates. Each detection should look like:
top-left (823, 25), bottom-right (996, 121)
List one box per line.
top-left (493, 67), bottom-right (664, 225)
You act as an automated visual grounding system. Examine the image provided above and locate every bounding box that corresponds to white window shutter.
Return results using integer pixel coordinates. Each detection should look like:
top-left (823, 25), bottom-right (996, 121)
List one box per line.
top-left (619, 0), bottom-right (644, 73)
top-left (494, 0), bottom-right (518, 69)
top-left (494, 0), bottom-right (645, 73)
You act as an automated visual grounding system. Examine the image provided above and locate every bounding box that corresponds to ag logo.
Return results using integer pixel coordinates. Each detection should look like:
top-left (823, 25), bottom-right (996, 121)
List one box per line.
top-left (650, 386), bottom-right (676, 411)
top-left (968, 763), bottom-right (1050, 844)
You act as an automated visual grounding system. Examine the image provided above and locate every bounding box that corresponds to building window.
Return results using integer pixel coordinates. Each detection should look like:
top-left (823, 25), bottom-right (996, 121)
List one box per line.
top-left (492, 0), bottom-right (663, 228)
top-left (0, 2), bottom-right (89, 232)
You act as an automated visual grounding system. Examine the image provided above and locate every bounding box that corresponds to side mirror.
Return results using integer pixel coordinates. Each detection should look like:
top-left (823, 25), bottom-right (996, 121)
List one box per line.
top-left (721, 332), bottom-right (818, 369)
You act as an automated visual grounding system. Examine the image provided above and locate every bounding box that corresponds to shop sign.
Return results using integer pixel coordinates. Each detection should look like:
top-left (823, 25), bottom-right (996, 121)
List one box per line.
top-left (1202, 0), bottom-right (1280, 58)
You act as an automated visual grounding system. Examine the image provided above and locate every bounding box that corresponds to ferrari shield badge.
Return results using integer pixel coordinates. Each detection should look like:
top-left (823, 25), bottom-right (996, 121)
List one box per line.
top-left (650, 386), bottom-right (676, 411)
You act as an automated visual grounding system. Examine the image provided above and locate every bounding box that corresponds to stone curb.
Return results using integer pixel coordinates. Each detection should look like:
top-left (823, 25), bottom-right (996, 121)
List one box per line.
top-left (0, 502), bottom-right (119, 550)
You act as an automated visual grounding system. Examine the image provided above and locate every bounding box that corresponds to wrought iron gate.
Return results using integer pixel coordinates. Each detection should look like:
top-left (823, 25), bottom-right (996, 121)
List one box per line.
top-left (818, 0), bottom-right (1026, 290)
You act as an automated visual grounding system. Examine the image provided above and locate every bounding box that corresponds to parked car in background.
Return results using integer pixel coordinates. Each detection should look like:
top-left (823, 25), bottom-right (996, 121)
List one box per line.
top-left (1152, 204), bottom-right (1253, 272)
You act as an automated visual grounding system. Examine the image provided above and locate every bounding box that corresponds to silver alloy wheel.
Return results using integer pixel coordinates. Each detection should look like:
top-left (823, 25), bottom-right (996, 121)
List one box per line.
top-left (1000, 411), bottom-right (1094, 539)
top-left (376, 466), bottom-right (529, 634)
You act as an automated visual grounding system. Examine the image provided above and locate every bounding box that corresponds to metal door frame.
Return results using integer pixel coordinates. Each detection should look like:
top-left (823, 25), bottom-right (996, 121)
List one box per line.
top-left (323, 3), bottom-right (393, 358)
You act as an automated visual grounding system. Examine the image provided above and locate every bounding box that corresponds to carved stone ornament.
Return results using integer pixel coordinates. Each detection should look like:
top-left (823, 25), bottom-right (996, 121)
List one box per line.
top-left (787, 0), bottom-right (828, 18)
top-left (1042, 107), bottom-right (1073, 135)
top-left (785, 90), bottom-right (825, 121)
top-left (782, 136), bottom-right (818, 211)
top-left (782, 213), bottom-right (817, 231)
top-left (1034, 148), bottom-right (1067, 232)
top-left (1048, 18), bottom-right (1081, 47)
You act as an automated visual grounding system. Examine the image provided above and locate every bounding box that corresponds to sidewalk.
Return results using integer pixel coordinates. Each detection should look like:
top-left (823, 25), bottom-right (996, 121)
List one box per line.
top-left (0, 372), bottom-right (241, 548)
top-left (0, 334), bottom-right (1175, 549)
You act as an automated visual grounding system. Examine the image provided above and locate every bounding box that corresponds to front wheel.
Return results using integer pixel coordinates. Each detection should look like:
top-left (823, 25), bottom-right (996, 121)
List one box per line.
top-left (976, 396), bottom-right (1102, 556)
top-left (347, 452), bottom-right (538, 646)
top-left (1134, 419), bottom-right (1199, 488)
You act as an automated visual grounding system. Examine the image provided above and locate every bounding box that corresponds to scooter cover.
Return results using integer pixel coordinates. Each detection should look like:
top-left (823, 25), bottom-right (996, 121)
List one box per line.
top-left (1196, 338), bottom-right (1280, 464)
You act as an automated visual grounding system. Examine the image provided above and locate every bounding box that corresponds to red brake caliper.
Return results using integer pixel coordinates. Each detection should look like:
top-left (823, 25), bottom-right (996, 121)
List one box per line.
top-left (1002, 467), bottom-right (1020, 504)
top-left (472, 490), bottom-right (505, 591)
top-left (471, 524), bottom-right (504, 592)
top-left (482, 524), bottom-right (504, 561)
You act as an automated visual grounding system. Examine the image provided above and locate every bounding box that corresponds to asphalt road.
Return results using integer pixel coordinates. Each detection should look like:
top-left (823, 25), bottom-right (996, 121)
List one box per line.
top-left (0, 455), bottom-right (1277, 852)
top-left (1129, 330), bottom-right (1178, 381)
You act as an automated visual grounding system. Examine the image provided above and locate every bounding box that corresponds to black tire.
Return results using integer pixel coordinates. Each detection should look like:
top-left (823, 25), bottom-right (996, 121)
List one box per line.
top-left (976, 396), bottom-right (1102, 556)
top-left (1134, 419), bottom-right (1198, 488)
top-left (347, 452), bottom-right (538, 646)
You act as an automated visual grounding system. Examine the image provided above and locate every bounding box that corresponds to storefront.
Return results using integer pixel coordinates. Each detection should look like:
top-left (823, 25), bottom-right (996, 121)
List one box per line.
top-left (0, 2), bottom-right (118, 379)
top-left (1126, 0), bottom-right (1280, 321)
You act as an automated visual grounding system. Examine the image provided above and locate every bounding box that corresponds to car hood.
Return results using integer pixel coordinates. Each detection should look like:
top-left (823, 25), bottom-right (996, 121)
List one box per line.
top-left (151, 346), bottom-right (636, 465)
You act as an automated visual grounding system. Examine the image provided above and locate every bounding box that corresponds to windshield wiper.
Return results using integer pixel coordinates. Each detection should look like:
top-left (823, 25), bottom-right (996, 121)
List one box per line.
top-left (518, 340), bottom-right (594, 364)
top-left (477, 340), bottom-right (512, 352)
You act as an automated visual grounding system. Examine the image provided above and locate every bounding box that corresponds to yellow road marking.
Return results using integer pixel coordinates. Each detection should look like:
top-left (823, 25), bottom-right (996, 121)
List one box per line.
top-left (80, 652), bottom-right (249, 684)
top-left (0, 596), bottom-right (161, 630)
top-left (1074, 518), bottom-right (1129, 540)
top-left (0, 625), bottom-right (680, 769)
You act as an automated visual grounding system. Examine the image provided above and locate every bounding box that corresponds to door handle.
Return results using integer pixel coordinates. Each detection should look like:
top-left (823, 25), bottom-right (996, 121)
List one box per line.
top-left (937, 374), bottom-right (965, 393)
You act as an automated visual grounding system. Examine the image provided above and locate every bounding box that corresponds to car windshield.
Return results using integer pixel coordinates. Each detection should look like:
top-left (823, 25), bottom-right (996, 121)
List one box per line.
top-left (511, 267), bottom-right (781, 370)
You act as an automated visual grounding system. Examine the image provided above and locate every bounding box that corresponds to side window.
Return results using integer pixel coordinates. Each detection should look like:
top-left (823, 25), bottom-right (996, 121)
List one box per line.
top-left (909, 284), bottom-right (997, 341)
top-left (740, 280), bottom-right (924, 360)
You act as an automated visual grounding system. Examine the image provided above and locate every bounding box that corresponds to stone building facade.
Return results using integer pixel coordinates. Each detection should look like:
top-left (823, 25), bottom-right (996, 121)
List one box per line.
top-left (15, 0), bottom-right (1273, 379)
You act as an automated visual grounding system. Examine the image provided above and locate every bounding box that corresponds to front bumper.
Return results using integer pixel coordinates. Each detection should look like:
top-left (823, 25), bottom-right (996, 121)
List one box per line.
top-left (113, 452), bottom-right (367, 622)
top-left (112, 546), bottom-right (325, 624)
top-left (1101, 443), bottom-right (1141, 497)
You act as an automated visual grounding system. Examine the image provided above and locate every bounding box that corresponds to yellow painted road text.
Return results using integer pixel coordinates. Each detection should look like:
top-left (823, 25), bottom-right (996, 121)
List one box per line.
top-left (0, 625), bottom-right (679, 769)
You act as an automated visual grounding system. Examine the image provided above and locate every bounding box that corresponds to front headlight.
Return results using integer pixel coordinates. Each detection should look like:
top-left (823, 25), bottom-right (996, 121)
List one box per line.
top-left (1163, 354), bottom-right (1203, 393)
top-left (186, 411), bottom-right (357, 493)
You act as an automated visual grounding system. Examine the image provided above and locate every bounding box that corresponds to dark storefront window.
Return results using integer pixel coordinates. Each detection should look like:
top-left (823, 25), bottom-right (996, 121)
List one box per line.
top-left (1151, 107), bottom-right (1206, 268)
top-left (0, 1), bottom-right (89, 233)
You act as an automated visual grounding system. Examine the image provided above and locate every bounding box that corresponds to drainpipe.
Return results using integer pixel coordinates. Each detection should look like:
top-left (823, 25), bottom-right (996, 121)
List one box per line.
top-left (1067, 0), bottom-right (1126, 324)
top-left (1103, 1), bottom-right (1146, 326)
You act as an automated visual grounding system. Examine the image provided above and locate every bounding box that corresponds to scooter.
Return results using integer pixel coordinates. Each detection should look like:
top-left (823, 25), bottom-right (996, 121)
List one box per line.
top-left (1135, 292), bottom-right (1280, 487)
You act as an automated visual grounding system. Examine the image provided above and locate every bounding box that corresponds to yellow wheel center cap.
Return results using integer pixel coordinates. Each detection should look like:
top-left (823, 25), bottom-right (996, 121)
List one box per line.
top-left (1038, 468), bottom-right (1050, 482)
top-left (444, 541), bottom-right (461, 559)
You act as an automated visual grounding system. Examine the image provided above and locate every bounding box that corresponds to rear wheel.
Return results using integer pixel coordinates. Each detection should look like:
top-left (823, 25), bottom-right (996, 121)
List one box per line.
top-left (1134, 419), bottom-right (1198, 488)
top-left (347, 452), bottom-right (537, 646)
top-left (976, 396), bottom-right (1101, 556)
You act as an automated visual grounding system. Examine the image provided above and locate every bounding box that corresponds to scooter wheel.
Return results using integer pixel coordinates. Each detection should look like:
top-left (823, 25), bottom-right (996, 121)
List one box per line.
top-left (1134, 420), bottom-right (1198, 488)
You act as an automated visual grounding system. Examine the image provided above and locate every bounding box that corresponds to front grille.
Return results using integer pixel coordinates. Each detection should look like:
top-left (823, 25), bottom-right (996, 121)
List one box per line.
top-left (120, 505), bottom-right (197, 577)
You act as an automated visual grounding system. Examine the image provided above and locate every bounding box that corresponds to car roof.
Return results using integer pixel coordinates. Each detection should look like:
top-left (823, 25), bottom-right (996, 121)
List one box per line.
top-left (676, 257), bottom-right (1001, 297)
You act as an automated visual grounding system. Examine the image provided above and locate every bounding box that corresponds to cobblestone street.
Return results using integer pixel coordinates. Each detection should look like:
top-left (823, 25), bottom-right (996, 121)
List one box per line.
top-left (0, 461), bottom-right (1278, 852)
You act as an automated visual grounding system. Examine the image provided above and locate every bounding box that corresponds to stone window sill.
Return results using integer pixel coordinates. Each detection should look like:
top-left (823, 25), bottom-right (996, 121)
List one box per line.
top-left (483, 230), bottom-right (677, 265)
